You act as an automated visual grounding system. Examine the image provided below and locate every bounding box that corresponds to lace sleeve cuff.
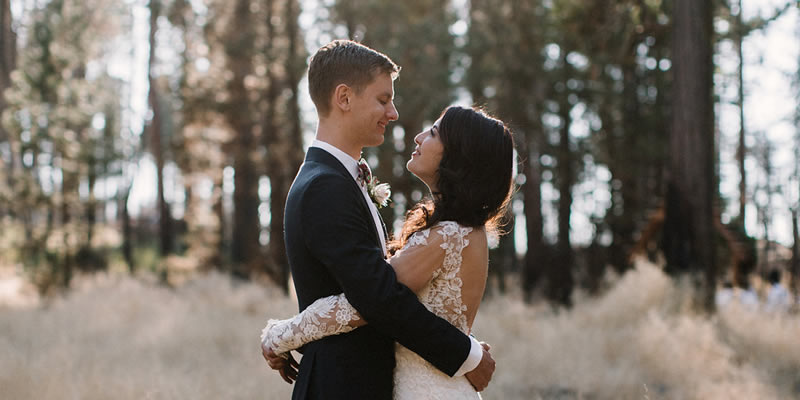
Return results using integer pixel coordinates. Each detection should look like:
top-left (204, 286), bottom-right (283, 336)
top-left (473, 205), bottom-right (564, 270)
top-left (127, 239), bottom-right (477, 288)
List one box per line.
top-left (261, 293), bottom-right (361, 355)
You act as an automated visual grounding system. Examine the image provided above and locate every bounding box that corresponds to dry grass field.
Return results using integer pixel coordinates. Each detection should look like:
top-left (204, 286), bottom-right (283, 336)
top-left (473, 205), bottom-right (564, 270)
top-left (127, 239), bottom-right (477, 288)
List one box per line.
top-left (1, 259), bottom-right (799, 400)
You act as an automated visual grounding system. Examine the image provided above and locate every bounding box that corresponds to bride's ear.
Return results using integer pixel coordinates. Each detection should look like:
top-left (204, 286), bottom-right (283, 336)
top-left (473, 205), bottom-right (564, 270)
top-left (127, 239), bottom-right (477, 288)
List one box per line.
top-left (333, 84), bottom-right (352, 112)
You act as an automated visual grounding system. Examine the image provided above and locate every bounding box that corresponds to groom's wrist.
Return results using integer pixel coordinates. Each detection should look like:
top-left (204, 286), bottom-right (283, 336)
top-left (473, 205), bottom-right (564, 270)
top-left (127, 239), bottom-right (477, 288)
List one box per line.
top-left (453, 336), bottom-right (483, 377)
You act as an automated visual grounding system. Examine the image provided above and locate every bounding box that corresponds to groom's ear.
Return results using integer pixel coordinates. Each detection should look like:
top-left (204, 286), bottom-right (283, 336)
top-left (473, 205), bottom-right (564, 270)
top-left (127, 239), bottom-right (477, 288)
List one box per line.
top-left (333, 84), bottom-right (352, 112)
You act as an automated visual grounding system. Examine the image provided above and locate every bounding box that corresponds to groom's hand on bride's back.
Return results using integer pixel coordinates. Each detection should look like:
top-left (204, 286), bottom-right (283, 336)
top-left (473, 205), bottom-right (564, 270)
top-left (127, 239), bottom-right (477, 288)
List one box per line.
top-left (465, 342), bottom-right (495, 392)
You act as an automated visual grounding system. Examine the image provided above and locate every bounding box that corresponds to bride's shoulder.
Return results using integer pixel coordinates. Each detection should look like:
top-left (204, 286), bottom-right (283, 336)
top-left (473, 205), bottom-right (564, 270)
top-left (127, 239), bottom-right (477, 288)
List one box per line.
top-left (430, 222), bottom-right (487, 248)
top-left (403, 222), bottom-right (461, 249)
top-left (405, 227), bottom-right (431, 247)
top-left (431, 220), bottom-right (469, 233)
top-left (405, 222), bottom-right (487, 249)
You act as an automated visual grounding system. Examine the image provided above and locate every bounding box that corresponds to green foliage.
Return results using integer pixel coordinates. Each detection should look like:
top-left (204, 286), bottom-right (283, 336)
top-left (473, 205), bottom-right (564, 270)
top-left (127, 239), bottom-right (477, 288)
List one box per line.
top-left (1, 0), bottom-right (126, 284)
top-left (0, 0), bottom-right (795, 302)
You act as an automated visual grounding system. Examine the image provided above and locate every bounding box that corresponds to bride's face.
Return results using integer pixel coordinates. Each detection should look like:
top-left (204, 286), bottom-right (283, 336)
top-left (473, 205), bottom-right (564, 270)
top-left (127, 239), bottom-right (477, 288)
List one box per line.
top-left (407, 118), bottom-right (444, 190)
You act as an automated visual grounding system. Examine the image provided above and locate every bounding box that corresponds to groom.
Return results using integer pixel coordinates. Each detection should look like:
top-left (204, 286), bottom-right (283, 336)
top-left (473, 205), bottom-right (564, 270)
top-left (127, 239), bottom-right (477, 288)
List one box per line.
top-left (261, 40), bottom-right (495, 399)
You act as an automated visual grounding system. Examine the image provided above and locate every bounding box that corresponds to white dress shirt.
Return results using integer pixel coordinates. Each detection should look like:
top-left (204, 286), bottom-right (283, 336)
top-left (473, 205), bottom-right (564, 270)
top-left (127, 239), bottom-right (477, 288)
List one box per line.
top-left (309, 140), bottom-right (483, 377)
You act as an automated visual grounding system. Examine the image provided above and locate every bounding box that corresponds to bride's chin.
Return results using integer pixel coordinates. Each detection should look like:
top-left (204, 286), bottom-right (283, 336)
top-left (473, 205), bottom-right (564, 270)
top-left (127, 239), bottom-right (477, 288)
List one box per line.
top-left (407, 167), bottom-right (421, 181)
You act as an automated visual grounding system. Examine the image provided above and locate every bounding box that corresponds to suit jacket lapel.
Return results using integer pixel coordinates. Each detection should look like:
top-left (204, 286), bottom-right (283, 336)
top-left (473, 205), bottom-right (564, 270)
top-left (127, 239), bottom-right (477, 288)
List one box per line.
top-left (377, 209), bottom-right (389, 243)
top-left (305, 147), bottom-right (384, 249)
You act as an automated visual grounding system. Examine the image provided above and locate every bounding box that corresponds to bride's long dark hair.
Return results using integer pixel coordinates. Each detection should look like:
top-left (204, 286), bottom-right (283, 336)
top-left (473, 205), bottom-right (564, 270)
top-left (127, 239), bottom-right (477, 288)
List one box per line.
top-left (388, 106), bottom-right (515, 254)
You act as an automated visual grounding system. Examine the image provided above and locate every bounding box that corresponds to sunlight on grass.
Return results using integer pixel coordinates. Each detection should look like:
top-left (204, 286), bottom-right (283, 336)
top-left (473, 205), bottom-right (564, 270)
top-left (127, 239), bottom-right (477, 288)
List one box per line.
top-left (1, 259), bottom-right (798, 399)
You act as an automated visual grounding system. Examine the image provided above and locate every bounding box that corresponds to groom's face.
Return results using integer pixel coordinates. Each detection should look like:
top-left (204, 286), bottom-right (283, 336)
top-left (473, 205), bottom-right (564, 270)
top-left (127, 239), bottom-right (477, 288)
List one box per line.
top-left (349, 72), bottom-right (399, 148)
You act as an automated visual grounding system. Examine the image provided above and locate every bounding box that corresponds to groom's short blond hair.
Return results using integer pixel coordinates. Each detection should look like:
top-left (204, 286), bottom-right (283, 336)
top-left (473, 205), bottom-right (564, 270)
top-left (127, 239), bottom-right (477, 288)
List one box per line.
top-left (308, 40), bottom-right (400, 116)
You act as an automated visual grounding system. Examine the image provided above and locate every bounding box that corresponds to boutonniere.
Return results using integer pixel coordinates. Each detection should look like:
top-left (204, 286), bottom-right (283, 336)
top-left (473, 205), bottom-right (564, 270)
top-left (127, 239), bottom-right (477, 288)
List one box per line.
top-left (358, 159), bottom-right (392, 208)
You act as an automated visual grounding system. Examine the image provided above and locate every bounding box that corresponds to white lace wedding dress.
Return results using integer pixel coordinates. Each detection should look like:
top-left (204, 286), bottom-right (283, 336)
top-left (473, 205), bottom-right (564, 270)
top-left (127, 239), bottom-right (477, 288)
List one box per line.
top-left (262, 221), bottom-right (482, 400)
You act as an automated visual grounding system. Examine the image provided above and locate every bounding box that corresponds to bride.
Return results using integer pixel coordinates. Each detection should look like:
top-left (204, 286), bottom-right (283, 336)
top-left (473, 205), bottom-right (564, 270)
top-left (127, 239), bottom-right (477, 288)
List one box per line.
top-left (261, 105), bottom-right (515, 399)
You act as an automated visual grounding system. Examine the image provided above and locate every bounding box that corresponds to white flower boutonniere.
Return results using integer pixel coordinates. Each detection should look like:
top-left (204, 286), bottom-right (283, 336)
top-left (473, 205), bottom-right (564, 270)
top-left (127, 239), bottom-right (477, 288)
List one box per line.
top-left (370, 182), bottom-right (391, 208)
top-left (358, 159), bottom-right (392, 208)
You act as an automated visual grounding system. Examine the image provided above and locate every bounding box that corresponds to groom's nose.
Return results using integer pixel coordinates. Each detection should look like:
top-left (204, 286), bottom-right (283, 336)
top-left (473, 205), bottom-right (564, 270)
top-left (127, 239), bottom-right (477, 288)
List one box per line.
top-left (387, 102), bottom-right (399, 121)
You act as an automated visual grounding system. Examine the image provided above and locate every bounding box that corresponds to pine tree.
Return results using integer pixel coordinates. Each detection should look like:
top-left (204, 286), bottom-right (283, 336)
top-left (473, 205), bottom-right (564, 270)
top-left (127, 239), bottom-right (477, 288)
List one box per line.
top-left (661, 0), bottom-right (717, 311)
top-left (465, 0), bottom-right (549, 301)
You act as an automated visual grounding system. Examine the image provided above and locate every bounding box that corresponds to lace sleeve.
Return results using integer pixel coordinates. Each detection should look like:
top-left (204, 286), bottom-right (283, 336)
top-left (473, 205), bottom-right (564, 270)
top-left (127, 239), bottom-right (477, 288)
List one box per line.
top-left (260, 293), bottom-right (363, 355)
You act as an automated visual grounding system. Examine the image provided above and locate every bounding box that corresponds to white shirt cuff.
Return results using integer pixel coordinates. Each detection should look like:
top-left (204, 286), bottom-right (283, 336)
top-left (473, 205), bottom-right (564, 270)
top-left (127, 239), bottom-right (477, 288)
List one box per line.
top-left (453, 336), bottom-right (483, 377)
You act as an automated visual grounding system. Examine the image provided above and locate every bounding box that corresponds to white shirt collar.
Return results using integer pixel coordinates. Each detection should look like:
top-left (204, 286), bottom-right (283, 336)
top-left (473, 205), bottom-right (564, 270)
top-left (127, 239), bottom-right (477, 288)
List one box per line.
top-left (311, 139), bottom-right (360, 182)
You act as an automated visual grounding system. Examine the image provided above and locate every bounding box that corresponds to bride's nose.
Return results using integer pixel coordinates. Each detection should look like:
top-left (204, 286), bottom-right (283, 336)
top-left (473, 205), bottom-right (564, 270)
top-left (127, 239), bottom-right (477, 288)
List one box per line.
top-left (414, 132), bottom-right (424, 145)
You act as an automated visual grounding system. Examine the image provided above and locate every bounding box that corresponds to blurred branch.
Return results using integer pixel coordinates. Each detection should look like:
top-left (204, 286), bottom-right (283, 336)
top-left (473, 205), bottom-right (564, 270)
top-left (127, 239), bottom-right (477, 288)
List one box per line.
top-left (719, 0), bottom-right (795, 41)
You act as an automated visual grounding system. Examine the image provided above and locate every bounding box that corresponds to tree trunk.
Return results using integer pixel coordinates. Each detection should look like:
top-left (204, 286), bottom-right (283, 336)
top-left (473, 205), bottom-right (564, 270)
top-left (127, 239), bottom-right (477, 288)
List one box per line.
top-left (60, 171), bottom-right (76, 287)
top-left (487, 214), bottom-right (515, 295)
top-left (231, 144), bottom-right (260, 278)
top-left (550, 77), bottom-right (575, 307)
top-left (86, 161), bottom-right (97, 245)
top-left (278, 0), bottom-right (305, 290)
top-left (121, 187), bottom-right (134, 273)
top-left (258, 0), bottom-right (303, 290)
top-left (735, 0), bottom-right (747, 224)
top-left (615, 61), bottom-right (642, 272)
top-left (227, 0), bottom-right (260, 279)
top-left (522, 131), bottom-right (544, 301)
top-left (493, 0), bottom-right (547, 301)
top-left (213, 179), bottom-right (226, 270)
top-left (504, 83), bottom-right (545, 302)
top-left (0, 0), bottom-right (14, 119)
top-left (755, 138), bottom-right (774, 276)
top-left (262, 0), bottom-right (281, 283)
top-left (661, 0), bottom-right (716, 312)
top-left (793, 31), bottom-right (800, 297)
top-left (762, 207), bottom-right (771, 273)
top-left (791, 208), bottom-right (798, 296)
top-left (148, 0), bottom-right (172, 257)
top-left (1, 0), bottom-right (16, 216)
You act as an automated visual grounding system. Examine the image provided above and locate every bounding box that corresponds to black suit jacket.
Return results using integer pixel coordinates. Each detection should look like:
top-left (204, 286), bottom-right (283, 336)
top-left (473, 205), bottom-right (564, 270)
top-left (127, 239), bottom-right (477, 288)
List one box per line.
top-left (284, 147), bottom-right (472, 400)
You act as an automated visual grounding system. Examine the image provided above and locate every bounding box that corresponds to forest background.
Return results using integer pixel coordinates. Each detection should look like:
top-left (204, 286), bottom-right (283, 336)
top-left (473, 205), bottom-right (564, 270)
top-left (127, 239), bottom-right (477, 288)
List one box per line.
top-left (1, 0), bottom-right (799, 399)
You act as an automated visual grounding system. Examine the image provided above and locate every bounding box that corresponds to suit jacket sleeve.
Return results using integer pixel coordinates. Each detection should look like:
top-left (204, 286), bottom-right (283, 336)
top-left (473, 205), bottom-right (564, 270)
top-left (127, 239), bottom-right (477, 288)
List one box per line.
top-left (300, 173), bottom-right (471, 377)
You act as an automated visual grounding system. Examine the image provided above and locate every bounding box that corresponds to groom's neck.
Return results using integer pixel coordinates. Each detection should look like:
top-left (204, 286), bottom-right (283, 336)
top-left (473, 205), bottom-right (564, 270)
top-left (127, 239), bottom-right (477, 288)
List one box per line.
top-left (316, 121), bottom-right (362, 160)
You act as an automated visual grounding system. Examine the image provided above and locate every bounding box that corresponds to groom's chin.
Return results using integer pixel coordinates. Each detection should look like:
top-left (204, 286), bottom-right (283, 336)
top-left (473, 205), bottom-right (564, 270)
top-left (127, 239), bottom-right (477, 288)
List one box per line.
top-left (368, 134), bottom-right (386, 147)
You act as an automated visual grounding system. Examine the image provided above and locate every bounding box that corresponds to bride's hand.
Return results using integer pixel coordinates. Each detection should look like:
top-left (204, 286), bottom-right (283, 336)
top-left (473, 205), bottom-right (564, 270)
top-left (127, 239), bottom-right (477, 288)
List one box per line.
top-left (261, 344), bottom-right (299, 384)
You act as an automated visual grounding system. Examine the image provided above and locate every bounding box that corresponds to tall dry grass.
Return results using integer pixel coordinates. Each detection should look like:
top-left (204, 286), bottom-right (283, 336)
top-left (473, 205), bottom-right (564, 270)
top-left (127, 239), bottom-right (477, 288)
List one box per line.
top-left (1, 273), bottom-right (296, 400)
top-left (1, 259), bottom-right (798, 399)
top-left (474, 260), bottom-right (799, 399)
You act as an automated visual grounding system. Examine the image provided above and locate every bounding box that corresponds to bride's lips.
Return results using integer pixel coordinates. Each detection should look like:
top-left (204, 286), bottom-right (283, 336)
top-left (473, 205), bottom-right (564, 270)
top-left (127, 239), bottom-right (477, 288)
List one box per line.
top-left (411, 147), bottom-right (420, 157)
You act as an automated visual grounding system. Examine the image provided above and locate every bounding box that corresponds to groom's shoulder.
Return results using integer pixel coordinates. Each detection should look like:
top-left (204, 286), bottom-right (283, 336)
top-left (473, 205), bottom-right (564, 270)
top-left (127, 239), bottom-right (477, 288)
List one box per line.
top-left (293, 162), bottom-right (353, 199)
top-left (297, 160), bottom-right (347, 185)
